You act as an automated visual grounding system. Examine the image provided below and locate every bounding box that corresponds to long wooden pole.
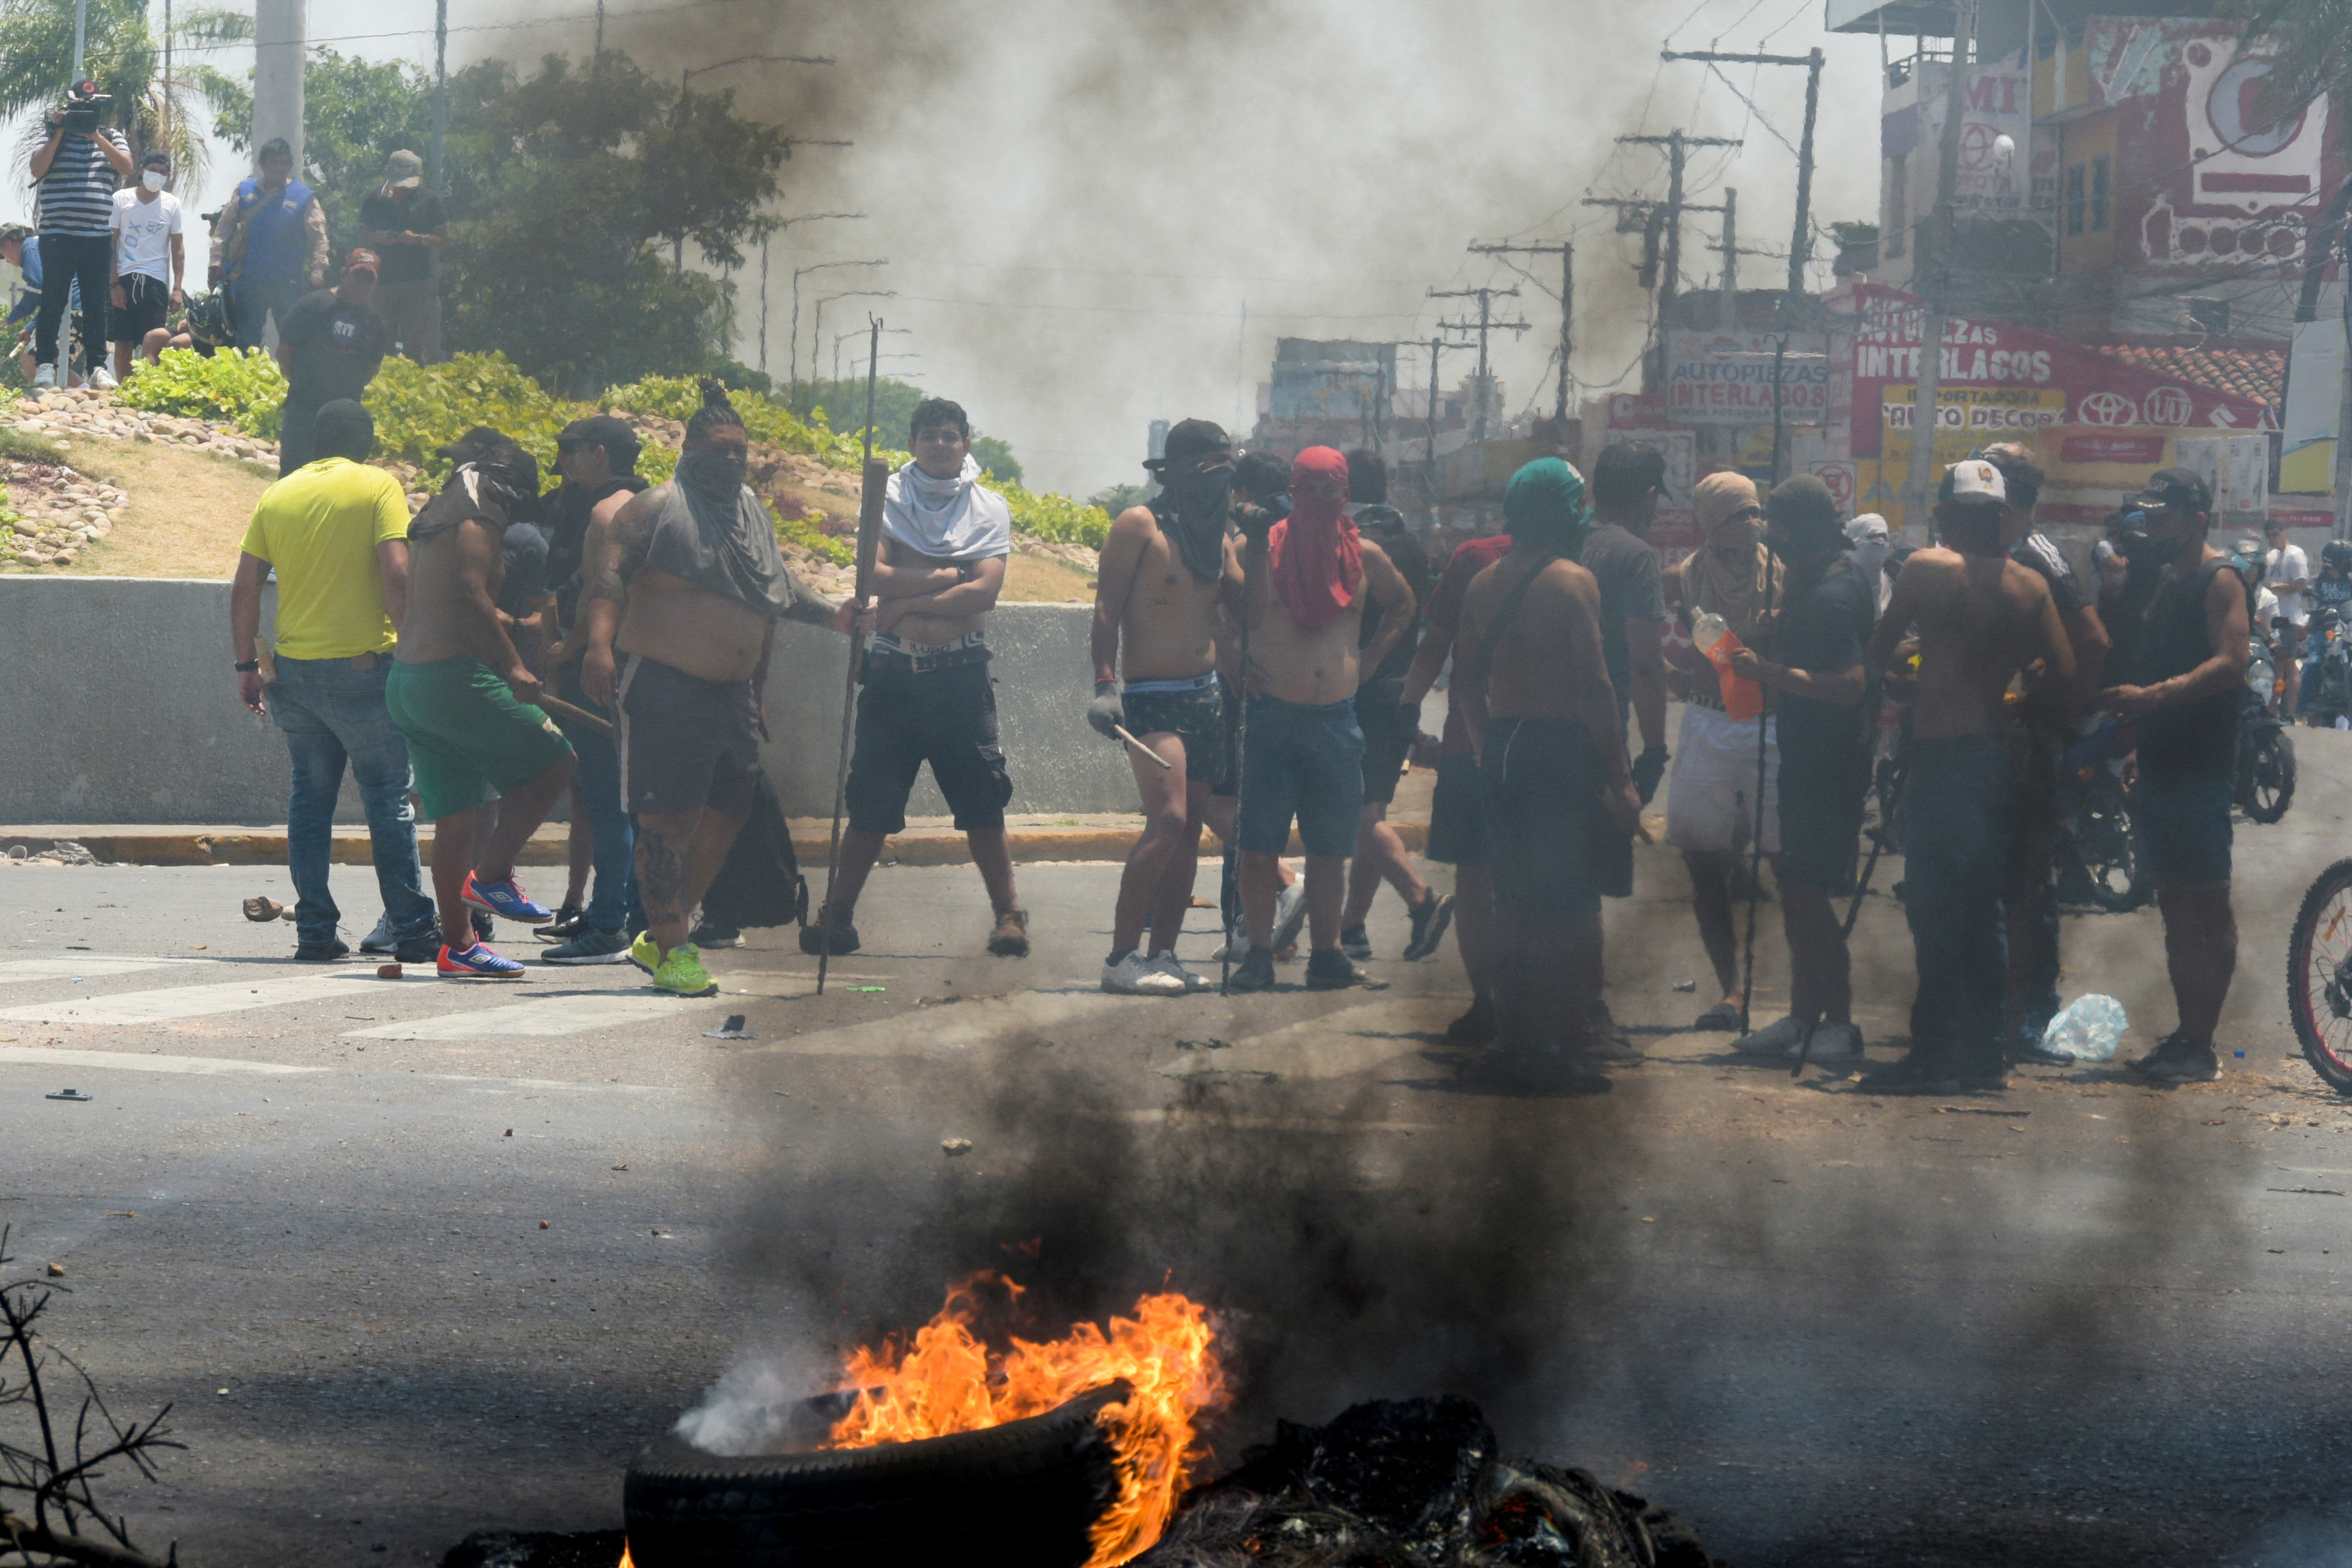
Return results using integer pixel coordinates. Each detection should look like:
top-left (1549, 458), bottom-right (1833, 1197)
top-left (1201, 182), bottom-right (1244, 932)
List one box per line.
top-left (817, 318), bottom-right (885, 996)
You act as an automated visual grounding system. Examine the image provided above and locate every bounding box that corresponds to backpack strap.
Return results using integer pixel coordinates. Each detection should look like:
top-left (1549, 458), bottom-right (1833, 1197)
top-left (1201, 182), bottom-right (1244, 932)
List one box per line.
top-left (1477, 551), bottom-right (1557, 667)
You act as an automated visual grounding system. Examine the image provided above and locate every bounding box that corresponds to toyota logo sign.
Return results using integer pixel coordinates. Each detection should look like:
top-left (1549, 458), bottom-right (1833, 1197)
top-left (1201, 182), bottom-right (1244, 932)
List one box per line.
top-left (2076, 390), bottom-right (2140, 426)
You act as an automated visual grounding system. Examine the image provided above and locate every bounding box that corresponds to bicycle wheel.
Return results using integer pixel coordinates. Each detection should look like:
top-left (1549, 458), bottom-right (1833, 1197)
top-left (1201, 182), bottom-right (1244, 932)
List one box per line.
top-left (2287, 859), bottom-right (2352, 1096)
top-left (2241, 728), bottom-right (2295, 824)
top-left (2073, 775), bottom-right (2146, 913)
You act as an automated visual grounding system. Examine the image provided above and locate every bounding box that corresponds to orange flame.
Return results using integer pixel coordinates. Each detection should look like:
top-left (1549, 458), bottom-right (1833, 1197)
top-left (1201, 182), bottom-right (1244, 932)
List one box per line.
top-left (616, 1547), bottom-right (633, 1568)
top-left (824, 1274), bottom-right (1225, 1567)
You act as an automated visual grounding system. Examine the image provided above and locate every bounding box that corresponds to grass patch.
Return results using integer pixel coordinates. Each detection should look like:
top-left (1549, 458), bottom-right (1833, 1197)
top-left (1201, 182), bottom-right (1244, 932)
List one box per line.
top-left (1000, 553), bottom-right (1096, 603)
top-left (45, 436), bottom-right (275, 579)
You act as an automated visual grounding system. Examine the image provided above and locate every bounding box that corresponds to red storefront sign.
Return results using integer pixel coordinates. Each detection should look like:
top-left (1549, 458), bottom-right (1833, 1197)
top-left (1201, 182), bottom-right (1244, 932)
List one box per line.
top-left (1836, 285), bottom-right (2272, 459)
top-left (2060, 432), bottom-right (2170, 464)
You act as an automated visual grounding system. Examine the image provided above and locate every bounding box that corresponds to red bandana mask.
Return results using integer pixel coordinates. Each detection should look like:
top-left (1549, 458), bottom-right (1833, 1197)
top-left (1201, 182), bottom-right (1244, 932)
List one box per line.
top-left (1267, 445), bottom-right (1362, 631)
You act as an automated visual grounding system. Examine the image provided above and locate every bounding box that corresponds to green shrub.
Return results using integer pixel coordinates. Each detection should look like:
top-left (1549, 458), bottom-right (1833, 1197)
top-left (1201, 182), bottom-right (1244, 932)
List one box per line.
top-left (120, 348), bottom-right (288, 435)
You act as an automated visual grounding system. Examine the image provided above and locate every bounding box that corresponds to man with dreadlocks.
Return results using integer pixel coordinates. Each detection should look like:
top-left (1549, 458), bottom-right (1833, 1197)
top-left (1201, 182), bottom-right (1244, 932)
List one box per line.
top-left (580, 379), bottom-right (827, 998)
top-left (1453, 458), bottom-right (1640, 1087)
top-left (1088, 418), bottom-right (1244, 994)
top-left (386, 428), bottom-right (576, 979)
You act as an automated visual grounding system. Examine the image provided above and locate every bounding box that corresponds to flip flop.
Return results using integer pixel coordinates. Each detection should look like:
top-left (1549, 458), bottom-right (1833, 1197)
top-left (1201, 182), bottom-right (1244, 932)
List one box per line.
top-left (1691, 1001), bottom-right (1742, 1032)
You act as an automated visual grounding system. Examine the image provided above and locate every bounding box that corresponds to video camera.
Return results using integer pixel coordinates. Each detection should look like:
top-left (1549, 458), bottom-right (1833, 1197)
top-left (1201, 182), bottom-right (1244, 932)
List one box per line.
top-left (58, 81), bottom-right (113, 133)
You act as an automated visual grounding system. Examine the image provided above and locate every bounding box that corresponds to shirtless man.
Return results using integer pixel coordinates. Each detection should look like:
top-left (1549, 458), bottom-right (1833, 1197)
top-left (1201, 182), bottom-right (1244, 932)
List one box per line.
top-left (383, 433), bottom-right (575, 979)
top-left (1453, 458), bottom-right (1640, 1085)
top-left (580, 381), bottom-right (827, 998)
top-left (1226, 446), bottom-right (1415, 992)
top-left (1088, 418), bottom-right (1243, 994)
top-left (1865, 458), bottom-right (2073, 1092)
top-left (809, 397), bottom-right (1027, 959)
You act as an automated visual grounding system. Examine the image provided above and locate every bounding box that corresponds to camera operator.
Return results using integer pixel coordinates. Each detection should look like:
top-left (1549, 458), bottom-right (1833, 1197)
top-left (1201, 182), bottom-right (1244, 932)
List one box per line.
top-left (28, 81), bottom-right (132, 390)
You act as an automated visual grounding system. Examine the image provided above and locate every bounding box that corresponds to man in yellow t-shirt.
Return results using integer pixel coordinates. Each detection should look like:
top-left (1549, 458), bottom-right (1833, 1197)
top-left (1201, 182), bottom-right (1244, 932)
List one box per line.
top-left (229, 398), bottom-right (439, 962)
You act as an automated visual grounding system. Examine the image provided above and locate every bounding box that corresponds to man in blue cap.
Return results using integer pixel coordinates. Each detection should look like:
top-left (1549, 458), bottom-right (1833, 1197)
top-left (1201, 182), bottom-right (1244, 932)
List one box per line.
top-left (1451, 458), bottom-right (1640, 1086)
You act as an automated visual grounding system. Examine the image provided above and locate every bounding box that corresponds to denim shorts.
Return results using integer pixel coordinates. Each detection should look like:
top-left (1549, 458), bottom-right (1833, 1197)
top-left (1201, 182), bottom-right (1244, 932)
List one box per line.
top-left (1237, 694), bottom-right (1363, 858)
top-left (2135, 766), bottom-right (2234, 888)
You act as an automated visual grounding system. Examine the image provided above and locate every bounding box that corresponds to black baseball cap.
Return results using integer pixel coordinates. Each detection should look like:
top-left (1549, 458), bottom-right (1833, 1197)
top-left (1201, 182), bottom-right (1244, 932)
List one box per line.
top-left (1144, 418), bottom-right (1229, 472)
top-left (2129, 467), bottom-right (2213, 514)
top-left (556, 414), bottom-right (642, 464)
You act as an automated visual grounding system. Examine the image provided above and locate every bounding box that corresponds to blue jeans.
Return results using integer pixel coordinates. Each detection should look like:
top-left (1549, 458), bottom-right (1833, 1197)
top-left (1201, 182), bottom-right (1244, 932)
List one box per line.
top-left (267, 655), bottom-right (436, 948)
top-left (1904, 736), bottom-right (2016, 1075)
top-left (567, 713), bottom-right (640, 934)
top-left (232, 278), bottom-right (307, 352)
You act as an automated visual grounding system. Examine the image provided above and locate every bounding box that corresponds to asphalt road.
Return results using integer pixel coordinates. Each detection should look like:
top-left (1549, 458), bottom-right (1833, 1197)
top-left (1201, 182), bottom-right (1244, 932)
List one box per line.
top-left (9, 732), bottom-right (2352, 1567)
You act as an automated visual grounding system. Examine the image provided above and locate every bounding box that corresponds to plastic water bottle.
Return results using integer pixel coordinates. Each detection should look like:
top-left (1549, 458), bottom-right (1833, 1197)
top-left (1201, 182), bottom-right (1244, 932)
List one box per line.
top-left (2041, 994), bottom-right (2127, 1062)
top-left (1690, 610), bottom-right (1764, 720)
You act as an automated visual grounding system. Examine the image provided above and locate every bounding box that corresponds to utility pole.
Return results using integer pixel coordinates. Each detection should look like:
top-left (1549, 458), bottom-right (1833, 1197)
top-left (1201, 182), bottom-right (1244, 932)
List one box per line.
top-left (430, 0), bottom-right (447, 190)
top-left (1661, 47), bottom-right (1826, 310)
top-left (1717, 189), bottom-right (1738, 328)
top-left (1591, 130), bottom-right (1741, 394)
top-left (1428, 287), bottom-right (1530, 444)
top-left (593, 0), bottom-right (606, 75)
top-left (1469, 240), bottom-right (1574, 423)
top-left (1902, 4), bottom-right (1974, 539)
top-left (789, 258), bottom-right (886, 403)
top-left (253, 0), bottom-right (305, 177)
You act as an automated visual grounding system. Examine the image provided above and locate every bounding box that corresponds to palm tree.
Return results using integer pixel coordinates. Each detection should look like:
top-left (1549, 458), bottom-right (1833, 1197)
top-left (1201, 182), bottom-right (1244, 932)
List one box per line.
top-left (0, 0), bottom-right (250, 196)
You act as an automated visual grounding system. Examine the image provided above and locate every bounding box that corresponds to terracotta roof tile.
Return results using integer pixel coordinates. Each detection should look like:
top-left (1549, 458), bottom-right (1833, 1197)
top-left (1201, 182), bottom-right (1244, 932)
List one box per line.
top-left (2086, 341), bottom-right (2285, 410)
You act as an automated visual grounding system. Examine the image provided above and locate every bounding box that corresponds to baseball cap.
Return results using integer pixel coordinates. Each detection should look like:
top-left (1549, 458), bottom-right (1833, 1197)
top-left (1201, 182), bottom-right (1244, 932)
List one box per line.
top-left (0, 223), bottom-right (30, 247)
top-left (556, 413), bottom-right (643, 463)
top-left (2129, 467), bottom-right (2213, 514)
top-left (342, 247), bottom-right (381, 276)
top-left (384, 149), bottom-right (424, 190)
top-left (1143, 417), bottom-right (1229, 472)
top-left (1942, 457), bottom-right (2007, 506)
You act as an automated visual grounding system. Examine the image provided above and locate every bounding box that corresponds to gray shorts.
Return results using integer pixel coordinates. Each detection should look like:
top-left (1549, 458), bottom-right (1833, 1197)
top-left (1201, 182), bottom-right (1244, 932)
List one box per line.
top-left (617, 654), bottom-right (762, 820)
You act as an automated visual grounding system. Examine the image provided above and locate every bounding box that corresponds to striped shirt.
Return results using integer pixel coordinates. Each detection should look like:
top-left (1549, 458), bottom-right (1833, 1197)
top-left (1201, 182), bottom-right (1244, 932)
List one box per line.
top-left (37, 129), bottom-right (128, 237)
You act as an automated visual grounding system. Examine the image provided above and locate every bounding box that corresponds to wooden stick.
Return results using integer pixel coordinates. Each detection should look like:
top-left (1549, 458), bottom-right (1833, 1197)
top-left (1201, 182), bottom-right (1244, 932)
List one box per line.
top-left (1113, 724), bottom-right (1174, 769)
top-left (536, 693), bottom-right (614, 737)
top-left (818, 324), bottom-right (888, 998)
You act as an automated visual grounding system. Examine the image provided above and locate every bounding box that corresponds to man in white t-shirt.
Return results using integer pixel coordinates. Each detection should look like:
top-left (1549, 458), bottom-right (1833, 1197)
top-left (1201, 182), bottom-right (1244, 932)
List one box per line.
top-left (107, 149), bottom-right (185, 381)
top-left (2266, 518), bottom-right (2311, 716)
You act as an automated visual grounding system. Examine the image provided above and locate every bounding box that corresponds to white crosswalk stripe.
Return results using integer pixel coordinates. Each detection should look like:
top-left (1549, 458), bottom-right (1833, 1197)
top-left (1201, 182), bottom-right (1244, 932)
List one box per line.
top-left (0, 955), bottom-right (202, 983)
top-left (347, 990), bottom-right (685, 1039)
top-left (0, 1044), bottom-right (326, 1076)
top-left (0, 969), bottom-right (384, 1024)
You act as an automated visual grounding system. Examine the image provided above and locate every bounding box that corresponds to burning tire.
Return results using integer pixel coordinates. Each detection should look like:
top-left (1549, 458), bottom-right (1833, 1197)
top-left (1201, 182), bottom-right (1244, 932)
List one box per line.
top-left (622, 1382), bottom-right (1124, 1568)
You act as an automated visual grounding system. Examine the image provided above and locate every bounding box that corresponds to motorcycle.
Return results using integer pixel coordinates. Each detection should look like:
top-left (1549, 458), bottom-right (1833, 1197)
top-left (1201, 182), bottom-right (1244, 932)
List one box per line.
top-left (2238, 676), bottom-right (2296, 824)
top-left (2303, 605), bottom-right (2352, 728)
top-left (2056, 718), bottom-right (2146, 913)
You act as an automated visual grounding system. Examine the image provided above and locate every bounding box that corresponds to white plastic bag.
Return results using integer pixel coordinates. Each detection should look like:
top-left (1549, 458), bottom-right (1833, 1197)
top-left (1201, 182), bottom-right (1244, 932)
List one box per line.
top-left (2041, 994), bottom-right (2127, 1062)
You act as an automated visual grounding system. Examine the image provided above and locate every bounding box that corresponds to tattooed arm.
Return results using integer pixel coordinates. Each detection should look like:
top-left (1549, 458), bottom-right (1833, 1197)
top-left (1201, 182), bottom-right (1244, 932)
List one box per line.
top-left (578, 485), bottom-right (660, 708)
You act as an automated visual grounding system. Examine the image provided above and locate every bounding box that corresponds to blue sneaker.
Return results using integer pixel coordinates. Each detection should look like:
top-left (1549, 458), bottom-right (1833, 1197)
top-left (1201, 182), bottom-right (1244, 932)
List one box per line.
top-left (462, 871), bottom-right (554, 923)
top-left (436, 942), bottom-right (526, 979)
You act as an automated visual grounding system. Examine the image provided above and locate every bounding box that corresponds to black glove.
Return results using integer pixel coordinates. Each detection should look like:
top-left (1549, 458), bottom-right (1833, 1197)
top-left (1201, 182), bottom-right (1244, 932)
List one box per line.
top-left (1632, 744), bottom-right (1670, 805)
top-left (1232, 499), bottom-right (1283, 545)
top-left (1086, 680), bottom-right (1124, 740)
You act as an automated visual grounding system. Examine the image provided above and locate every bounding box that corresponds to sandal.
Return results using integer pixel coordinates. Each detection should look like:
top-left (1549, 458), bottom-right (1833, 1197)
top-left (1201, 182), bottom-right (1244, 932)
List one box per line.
top-left (1691, 1001), bottom-right (1742, 1032)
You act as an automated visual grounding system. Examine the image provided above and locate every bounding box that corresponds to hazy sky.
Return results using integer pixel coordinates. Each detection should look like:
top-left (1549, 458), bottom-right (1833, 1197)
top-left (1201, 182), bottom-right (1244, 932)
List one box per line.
top-left (24, 0), bottom-right (1890, 497)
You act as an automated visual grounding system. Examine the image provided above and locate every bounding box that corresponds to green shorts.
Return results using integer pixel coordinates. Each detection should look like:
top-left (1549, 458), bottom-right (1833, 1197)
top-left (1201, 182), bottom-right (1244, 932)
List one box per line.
top-left (385, 656), bottom-right (575, 823)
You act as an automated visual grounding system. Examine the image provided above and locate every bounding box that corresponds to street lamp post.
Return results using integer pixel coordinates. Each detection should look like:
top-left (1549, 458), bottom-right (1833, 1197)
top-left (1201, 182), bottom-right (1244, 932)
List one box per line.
top-left (812, 289), bottom-right (898, 397)
top-left (790, 260), bottom-right (887, 398)
top-left (759, 213), bottom-right (864, 377)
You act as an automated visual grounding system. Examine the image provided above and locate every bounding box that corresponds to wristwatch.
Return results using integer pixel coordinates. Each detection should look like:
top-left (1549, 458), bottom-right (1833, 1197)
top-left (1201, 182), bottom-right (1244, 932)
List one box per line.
top-left (233, 659), bottom-right (260, 672)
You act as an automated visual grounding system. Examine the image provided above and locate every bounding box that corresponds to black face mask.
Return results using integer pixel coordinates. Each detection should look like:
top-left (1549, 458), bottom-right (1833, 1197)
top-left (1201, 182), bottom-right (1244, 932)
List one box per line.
top-left (679, 448), bottom-right (749, 505)
top-left (1155, 461), bottom-right (1234, 584)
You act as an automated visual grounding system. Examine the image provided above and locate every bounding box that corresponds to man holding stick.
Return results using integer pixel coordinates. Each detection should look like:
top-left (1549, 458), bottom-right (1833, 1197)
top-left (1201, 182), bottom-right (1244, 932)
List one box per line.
top-left (580, 381), bottom-right (827, 997)
top-left (385, 433), bottom-right (575, 979)
top-left (1865, 459), bottom-right (2073, 1092)
top-left (1452, 458), bottom-right (1640, 1085)
top-left (1089, 418), bottom-right (1242, 994)
top-left (1227, 447), bottom-right (1415, 992)
top-left (810, 397), bottom-right (1028, 959)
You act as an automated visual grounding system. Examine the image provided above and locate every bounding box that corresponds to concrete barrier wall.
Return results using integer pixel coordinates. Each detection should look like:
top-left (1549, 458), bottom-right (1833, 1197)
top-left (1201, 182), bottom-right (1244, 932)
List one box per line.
top-left (0, 580), bottom-right (1132, 824)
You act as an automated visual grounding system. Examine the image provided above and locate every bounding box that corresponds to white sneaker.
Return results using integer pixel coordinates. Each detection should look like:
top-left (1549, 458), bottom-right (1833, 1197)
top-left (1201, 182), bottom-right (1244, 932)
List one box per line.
top-left (1732, 1015), bottom-right (1804, 1057)
top-left (86, 366), bottom-right (117, 390)
top-left (1151, 951), bottom-right (1210, 992)
top-left (1800, 1022), bottom-right (1865, 1061)
top-left (1102, 951), bottom-right (1186, 996)
top-left (1208, 932), bottom-right (1250, 963)
top-left (32, 363), bottom-right (53, 388)
top-left (1270, 883), bottom-right (1309, 956)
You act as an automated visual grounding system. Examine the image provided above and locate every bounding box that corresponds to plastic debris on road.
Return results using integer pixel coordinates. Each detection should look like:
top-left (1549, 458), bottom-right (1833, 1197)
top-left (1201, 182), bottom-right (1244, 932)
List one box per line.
top-left (2042, 994), bottom-right (2127, 1061)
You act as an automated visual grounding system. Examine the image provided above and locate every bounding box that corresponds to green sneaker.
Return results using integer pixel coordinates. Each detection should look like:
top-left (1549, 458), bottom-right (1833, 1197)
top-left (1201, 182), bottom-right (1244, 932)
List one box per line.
top-left (627, 930), bottom-right (661, 978)
top-left (651, 942), bottom-right (718, 998)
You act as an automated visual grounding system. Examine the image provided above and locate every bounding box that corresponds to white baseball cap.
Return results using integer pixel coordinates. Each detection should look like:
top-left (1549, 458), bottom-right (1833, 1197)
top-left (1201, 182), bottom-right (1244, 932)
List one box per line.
top-left (1943, 458), bottom-right (2008, 505)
